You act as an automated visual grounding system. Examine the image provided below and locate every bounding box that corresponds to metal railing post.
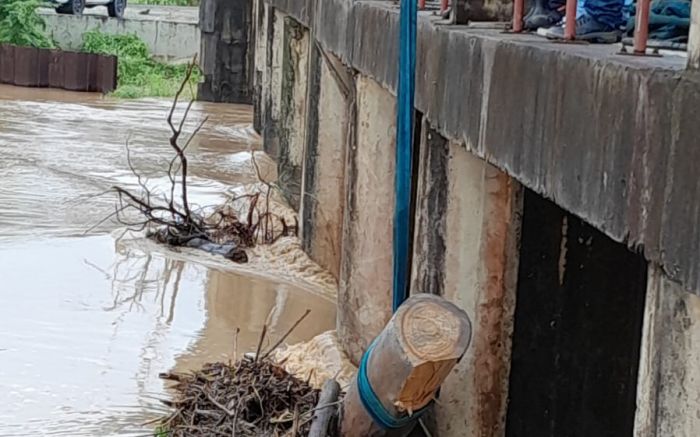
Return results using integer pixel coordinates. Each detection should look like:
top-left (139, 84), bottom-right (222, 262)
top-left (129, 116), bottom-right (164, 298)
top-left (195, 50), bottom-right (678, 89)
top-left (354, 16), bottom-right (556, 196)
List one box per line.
top-left (513, 0), bottom-right (524, 32)
top-left (564, 0), bottom-right (578, 40)
top-left (440, 0), bottom-right (449, 15)
top-left (633, 0), bottom-right (651, 54)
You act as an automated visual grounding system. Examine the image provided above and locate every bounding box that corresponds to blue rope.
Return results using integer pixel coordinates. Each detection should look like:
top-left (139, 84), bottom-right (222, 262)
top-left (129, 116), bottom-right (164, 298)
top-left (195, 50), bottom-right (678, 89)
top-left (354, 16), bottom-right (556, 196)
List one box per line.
top-left (392, 0), bottom-right (417, 312)
top-left (357, 340), bottom-right (430, 429)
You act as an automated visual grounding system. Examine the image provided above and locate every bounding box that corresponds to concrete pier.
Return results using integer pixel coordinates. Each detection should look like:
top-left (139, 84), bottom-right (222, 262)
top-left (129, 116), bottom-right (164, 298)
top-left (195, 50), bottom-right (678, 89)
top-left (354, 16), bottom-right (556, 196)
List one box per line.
top-left (249, 0), bottom-right (700, 435)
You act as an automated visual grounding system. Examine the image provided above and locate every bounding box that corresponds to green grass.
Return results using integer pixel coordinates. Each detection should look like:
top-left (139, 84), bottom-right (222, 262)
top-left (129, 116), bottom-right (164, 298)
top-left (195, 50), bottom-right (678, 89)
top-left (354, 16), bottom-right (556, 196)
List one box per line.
top-left (81, 30), bottom-right (200, 99)
top-left (0, 0), bottom-right (55, 48)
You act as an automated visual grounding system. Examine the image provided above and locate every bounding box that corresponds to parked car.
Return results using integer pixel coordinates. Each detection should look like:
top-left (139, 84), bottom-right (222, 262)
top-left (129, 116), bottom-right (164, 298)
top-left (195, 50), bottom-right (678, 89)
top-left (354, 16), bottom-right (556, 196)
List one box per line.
top-left (51, 0), bottom-right (127, 19)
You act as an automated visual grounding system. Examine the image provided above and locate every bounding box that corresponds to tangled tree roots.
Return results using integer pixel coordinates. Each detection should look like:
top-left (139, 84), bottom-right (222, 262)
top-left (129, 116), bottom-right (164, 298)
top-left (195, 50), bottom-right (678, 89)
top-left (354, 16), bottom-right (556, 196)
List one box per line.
top-left (109, 60), bottom-right (296, 262)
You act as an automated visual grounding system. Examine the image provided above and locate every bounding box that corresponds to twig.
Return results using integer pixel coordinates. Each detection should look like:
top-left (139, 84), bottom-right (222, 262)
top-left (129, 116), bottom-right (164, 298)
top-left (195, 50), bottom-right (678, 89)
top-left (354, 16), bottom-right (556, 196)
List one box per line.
top-left (261, 309), bottom-right (311, 359)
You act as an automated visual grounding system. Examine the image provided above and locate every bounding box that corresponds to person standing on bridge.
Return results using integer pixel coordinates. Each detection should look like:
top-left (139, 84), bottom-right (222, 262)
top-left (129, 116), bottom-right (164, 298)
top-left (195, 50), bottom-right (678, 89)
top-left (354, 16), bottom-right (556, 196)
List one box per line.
top-left (525, 0), bottom-right (629, 43)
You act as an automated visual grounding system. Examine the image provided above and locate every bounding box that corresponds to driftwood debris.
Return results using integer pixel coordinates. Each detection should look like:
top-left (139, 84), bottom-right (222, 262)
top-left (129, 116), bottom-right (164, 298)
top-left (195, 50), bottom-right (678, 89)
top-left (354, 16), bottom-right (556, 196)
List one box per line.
top-left (340, 294), bottom-right (472, 436)
top-left (155, 311), bottom-right (345, 436)
top-left (158, 358), bottom-right (320, 436)
top-left (109, 60), bottom-right (296, 263)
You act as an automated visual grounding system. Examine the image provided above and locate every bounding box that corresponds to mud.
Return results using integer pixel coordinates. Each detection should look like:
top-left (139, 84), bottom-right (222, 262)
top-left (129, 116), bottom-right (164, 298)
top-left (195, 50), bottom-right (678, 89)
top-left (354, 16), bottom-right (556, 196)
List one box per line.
top-left (0, 85), bottom-right (336, 436)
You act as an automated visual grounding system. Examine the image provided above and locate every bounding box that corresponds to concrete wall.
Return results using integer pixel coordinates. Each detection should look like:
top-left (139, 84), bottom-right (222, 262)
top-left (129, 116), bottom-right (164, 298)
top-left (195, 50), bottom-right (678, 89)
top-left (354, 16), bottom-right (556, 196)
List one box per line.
top-left (635, 268), bottom-right (700, 437)
top-left (412, 126), bottom-right (521, 437)
top-left (198, 0), bottom-right (254, 103)
top-left (265, 0), bottom-right (700, 300)
top-left (337, 75), bottom-right (397, 364)
top-left (300, 49), bottom-right (351, 280)
top-left (40, 12), bottom-right (199, 61)
top-left (251, 2), bottom-right (700, 436)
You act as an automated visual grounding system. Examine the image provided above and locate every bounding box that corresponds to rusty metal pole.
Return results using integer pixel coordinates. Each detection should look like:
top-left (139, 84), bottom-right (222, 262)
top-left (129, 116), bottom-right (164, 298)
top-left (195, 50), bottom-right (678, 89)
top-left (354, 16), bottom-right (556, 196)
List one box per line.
top-left (419, 0), bottom-right (426, 10)
top-left (512, 0), bottom-right (524, 32)
top-left (564, 0), bottom-right (578, 40)
top-left (440, 0), bottom-right (449, 15)
top-left (633, 0), bottom-right (651, 54)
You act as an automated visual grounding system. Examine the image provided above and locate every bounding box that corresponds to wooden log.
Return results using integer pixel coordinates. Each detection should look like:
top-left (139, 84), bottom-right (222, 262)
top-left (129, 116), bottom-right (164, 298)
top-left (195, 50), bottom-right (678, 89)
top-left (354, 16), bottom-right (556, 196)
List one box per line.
top-left (340, 294), bottom-right (471, 436)
top-left (309, 379), bottom-right (341, 437)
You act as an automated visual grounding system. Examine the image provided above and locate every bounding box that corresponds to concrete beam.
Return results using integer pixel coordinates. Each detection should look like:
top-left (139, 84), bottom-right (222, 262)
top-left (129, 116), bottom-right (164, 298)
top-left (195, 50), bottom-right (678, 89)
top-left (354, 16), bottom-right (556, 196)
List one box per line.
top-left (634, 268), bottom-right (700, 437)
top-left (337, 75), bottom-right (396, 364)
top-left (412, 125), bottom-right (521, 437)
top-left (689, 0), bottom-right (700, 69)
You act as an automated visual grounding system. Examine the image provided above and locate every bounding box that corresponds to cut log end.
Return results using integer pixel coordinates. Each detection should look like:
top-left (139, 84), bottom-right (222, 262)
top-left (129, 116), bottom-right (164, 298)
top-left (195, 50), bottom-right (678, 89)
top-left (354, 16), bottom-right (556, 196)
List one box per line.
top-left (396, 294), bottom-right (472, 364)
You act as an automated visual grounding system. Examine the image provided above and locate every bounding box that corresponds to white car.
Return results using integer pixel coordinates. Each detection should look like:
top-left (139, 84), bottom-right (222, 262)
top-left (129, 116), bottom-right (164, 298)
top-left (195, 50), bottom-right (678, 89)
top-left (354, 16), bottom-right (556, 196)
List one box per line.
top-left (51, 0), bottom-right (127, 19)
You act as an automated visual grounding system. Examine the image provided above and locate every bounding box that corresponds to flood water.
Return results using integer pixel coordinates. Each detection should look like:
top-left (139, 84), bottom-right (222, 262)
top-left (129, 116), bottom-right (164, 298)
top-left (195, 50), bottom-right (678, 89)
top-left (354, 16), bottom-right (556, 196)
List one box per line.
top-left (0, 85), bottom-right (336, 436)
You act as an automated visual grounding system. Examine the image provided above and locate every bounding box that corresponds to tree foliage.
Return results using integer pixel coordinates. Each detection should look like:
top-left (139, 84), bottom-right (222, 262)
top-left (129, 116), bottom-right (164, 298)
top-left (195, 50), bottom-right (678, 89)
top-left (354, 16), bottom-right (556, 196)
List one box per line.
top-left (0, 0), bottom-right (54, 48)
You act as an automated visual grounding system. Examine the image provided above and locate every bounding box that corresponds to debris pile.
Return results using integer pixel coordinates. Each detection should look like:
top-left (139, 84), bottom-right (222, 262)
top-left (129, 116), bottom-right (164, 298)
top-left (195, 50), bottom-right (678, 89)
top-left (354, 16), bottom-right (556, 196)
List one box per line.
top-left (158, 358), bottom-right (320, 436)
top-left (155, 311), bottom-right (343, 436)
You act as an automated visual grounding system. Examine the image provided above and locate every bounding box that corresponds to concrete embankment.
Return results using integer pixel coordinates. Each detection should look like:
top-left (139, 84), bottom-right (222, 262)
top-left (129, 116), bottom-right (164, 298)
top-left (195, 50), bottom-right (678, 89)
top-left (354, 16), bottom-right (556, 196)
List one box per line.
top-left (246, 0), bottom-right (700, 435)
top-left (39, 5), bottom-right (199, 61)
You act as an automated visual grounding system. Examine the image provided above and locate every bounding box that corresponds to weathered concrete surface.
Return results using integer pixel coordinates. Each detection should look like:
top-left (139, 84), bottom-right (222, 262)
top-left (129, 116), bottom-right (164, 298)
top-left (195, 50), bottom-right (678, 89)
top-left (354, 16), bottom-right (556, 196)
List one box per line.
top-left (273, 16), bottom-right (310, 209)
top-left (263, 0), bottom-right (700, 296)
top-left (39, 7), bottom-right (199, 61)
top-left (689, 0), bottom-right (700, 69)
top-left (252, 0), bottom-right (270, 131)
top-left (198, 0), bottom-right (254, 103)
top-left (412, 125), bottom-right (521, 437)
top-left (634, 268), bottom-right (700, 437)
top-left (300, 49), bottom-right (351, 279)
top-left (337, 76), bottom-right (396, 364)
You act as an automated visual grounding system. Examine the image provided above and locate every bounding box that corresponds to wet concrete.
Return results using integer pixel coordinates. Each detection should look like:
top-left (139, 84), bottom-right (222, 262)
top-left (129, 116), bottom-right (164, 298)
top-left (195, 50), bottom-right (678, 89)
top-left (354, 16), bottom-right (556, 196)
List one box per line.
top-left (0, 85), bottom-right (335, 436)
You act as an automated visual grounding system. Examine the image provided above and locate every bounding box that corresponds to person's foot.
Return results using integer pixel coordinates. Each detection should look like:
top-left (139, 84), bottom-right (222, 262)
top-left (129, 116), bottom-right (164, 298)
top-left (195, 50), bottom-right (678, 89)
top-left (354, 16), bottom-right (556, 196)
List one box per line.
top-left (524, 10), bottom-right (563, 31)
top-left (545, 14), bottom-right (622, 43)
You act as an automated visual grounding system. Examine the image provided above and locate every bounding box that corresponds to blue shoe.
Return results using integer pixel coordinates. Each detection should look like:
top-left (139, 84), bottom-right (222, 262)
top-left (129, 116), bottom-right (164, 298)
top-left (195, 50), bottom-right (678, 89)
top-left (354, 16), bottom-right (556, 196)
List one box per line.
top-left (545, 14), bottom-right (621, 43)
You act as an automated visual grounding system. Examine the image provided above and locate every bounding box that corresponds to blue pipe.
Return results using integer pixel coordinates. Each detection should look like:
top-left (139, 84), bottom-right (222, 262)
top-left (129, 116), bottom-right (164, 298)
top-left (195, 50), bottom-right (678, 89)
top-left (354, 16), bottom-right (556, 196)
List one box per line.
top-left (392, 0), bottom-right (417, 312)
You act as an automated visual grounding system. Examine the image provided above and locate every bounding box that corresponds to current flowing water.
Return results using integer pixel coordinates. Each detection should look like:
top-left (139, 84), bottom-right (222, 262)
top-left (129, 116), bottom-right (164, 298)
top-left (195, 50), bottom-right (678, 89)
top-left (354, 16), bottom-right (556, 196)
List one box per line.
top-left (0, 85), bottom-right (336, 436)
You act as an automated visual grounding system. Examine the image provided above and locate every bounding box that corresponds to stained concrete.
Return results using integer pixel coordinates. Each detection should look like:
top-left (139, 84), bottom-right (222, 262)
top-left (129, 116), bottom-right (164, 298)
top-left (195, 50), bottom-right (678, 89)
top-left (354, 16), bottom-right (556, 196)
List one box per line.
top-left (634, 269), bottom-right (700, 437)
top-left (198, 0), bottom-right (254, 103)
top-left (300, 49), bottom-right (351, 279)
top-left (263, 0), bottom-right (700, 297)
top-left (412, 125), bottom-right (521, 437)
top-left (39, 8), bottom-right (199, 61)
top-left (337, 75), bottom-right (396, 364)
top-left (275, 17), bottom-right (310, 209)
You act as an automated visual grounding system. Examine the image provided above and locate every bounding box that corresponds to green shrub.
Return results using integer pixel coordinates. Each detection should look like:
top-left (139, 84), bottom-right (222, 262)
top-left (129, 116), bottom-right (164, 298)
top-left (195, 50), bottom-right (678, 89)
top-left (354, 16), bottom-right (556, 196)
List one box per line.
top-left (81, 30), bottom-right (200, 98)
top-left (0, 0), bottom-right (55, 48)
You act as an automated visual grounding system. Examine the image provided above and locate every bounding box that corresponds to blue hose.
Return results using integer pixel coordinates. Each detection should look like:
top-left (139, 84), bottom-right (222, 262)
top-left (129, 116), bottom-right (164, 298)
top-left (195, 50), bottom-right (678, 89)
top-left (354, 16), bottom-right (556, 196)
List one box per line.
top-left (392, 0), bottom-right (417, 313)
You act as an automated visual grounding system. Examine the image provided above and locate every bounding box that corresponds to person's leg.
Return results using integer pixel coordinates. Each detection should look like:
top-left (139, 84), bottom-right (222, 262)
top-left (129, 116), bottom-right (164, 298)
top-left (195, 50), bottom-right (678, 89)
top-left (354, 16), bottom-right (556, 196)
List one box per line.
top-left (524, 0), bottom-right (565, 30)
top-left (583, 0), bottom-right (624, 29)
top-left (545, 0), bottom-right (624, 42)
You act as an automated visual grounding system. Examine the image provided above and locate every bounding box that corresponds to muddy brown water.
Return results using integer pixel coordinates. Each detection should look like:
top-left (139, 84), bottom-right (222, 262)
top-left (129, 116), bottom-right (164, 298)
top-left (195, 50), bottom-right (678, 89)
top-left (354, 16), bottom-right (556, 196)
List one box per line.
top-left (0, 85), bottom-right (336, 436)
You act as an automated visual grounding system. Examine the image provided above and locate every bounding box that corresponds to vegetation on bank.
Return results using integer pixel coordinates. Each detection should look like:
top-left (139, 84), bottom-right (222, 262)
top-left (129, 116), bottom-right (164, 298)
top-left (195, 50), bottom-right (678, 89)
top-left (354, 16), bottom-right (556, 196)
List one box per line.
top-left (81, 30), bottom-right (200, 99)
top-left (0, 0), bottom-right (55, 48)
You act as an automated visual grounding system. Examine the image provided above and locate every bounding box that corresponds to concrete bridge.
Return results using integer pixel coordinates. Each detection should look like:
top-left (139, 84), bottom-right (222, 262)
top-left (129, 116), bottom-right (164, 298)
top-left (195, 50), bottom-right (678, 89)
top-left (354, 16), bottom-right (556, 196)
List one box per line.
top-left (235, 0), bottom-right (700, 436)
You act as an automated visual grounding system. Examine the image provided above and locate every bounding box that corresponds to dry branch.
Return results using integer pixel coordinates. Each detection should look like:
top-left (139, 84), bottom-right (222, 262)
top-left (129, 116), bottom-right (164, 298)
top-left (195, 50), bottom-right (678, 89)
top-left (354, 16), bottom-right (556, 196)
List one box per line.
top-left (107, 60), bottom-right (296, 262)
